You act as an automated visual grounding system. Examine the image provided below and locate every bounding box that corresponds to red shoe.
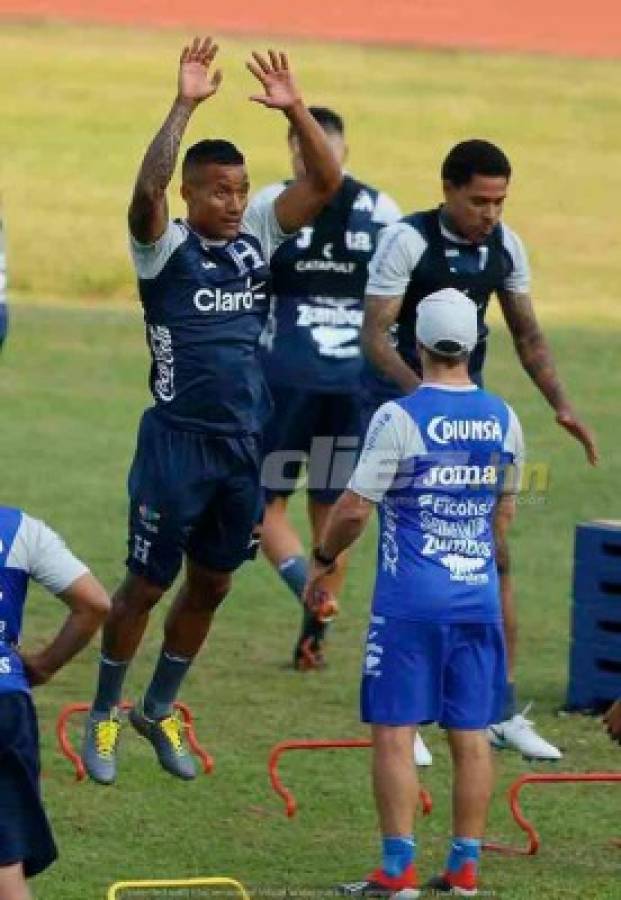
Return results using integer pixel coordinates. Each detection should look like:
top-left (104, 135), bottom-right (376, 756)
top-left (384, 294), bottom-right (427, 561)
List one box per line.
top-left (338, 863), bottom-right (420, 896)
top-left (424, 861), bottom-right (478, 895)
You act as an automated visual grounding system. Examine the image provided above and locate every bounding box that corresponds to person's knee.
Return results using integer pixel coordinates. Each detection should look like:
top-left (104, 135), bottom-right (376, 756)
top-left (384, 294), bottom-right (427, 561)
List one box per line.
top-left (0, 862), bottom-right (31, 900)
top-left (112, 573), bottom-right (165, 616)
top-left (373, 725), bottom-right (414, 760)
top-left (185, 567), bottom-right (232, 612)
top-left (448, 730), bottom-right (491, 765)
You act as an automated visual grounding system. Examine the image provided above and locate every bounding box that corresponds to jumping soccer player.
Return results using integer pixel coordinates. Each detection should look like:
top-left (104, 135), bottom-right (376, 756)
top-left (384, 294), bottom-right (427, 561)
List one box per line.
top-left (249, 107), bottom-right (400, 666)
top-left (306, 289), bottom-right (523, 896)
top-left (81, 38), bottom-right (341, 784)
top-left (359, 139), bottom-right (598, 760)
top-left (0, 506), bottom-right (109, 900)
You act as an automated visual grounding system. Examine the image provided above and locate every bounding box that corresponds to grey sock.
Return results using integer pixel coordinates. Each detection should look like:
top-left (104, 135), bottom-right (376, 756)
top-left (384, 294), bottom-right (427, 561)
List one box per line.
top-left (92, 655), bottom-right (130, 714)
top-left (278, 555), bottom-right (308, 602)
top-left (143, 649), bottom-right (193, 720)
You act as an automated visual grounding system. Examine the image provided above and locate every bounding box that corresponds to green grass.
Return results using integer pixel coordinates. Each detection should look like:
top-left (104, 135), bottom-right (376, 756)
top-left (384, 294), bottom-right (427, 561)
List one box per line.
top-left (0, 21), bottom-right (620, 323)
top-left (2, 304), bottom-right (621, 899)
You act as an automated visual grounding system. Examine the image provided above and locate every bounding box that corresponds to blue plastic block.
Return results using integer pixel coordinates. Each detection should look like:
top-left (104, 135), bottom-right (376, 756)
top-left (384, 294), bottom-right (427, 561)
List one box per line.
top-left (574, 521), bottom-right (621, 566)
top-left (571, 602), bottom-right (621, 647)
top-left (566, 638), bottom-right (621, 711)
top-left (573, 559), bottom-right (621, 604)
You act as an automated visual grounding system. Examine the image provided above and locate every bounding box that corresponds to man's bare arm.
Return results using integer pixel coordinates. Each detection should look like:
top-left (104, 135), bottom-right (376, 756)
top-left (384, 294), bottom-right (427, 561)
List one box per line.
top-left (19, 574), bottom-right (110, 686)
top-left (246, 51), bottom-right (341, 233)
top-left (128, 37), bottom-right (223, 243)
top-left (361, 295), bottom-right (421, 393)
top-left (498, 289), bottom-right (598, 465)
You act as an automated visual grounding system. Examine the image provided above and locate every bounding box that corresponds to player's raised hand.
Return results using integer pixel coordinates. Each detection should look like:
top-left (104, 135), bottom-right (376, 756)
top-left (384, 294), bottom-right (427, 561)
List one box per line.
top-left (178, 37), bottom-right (223, 104)
top-left (556, 407), bottom-right (599, 466)
top-left (246, 50), bottom-right (301, 111)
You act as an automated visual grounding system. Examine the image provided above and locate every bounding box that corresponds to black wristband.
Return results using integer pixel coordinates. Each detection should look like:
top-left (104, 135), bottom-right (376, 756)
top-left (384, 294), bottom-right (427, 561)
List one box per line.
top-left (313, 546), bottom-right (336, 567)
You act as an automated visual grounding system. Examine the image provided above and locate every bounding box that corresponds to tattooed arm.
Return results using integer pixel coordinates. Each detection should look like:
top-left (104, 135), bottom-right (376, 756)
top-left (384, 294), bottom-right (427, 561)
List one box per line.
top-left (497, 289), bottom-right (598, 465)
top-left (128, 37), bottom-right (223, 243)
top-left (361, 295), bottom-right (421, 393)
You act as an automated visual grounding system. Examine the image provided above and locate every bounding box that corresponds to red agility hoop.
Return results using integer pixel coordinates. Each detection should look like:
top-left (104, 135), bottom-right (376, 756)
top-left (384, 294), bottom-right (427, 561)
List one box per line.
top-left (268, 738), bottom-right (433, 818)
top-left (484, 771), bottom-right (621, 856)
top-left (56, 700), bottom-right (214, 781)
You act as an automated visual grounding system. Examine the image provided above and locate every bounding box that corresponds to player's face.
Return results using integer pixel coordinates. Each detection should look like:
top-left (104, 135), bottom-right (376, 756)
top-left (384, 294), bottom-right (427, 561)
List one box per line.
top-left (442, 175), bottom-right (509, 244)
top-left (288, 131), bottom-right (347, 180)
top-left (181, 163), bottom-right (250, 240)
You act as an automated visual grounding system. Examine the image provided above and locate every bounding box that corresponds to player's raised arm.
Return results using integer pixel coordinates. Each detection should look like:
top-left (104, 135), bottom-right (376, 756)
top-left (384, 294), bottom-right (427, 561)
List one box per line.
top-left (246, 50), bottom-right (341, 233)
top-left (128, 37), bottom-right (223, 243)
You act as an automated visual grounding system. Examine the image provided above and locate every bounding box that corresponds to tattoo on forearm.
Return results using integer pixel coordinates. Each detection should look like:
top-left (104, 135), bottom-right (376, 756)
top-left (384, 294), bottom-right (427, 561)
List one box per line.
top-left (129, 100), bottom-right (195, 240)
top-left (362, 297), bottom-right (419, 392)
top-left (137, 101), bottom-right (195, 196)
top-left (499, 291), bottom-right (567, 410)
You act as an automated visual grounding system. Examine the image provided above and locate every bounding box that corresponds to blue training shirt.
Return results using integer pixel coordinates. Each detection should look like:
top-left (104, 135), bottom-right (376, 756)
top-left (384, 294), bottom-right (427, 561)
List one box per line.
top-left (0, 507), bottom-right (88, 695)
top-left (130, 199), bottom-right (290, 435)
top-left (348, 385), bottom-right (524, 623)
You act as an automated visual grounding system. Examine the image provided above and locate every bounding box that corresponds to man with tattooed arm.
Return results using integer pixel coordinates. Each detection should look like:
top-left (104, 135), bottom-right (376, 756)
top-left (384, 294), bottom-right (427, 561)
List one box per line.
top-left (81, 37), bottom-right (341, 783)
top-left (359, 139), bottom-right (598, 760)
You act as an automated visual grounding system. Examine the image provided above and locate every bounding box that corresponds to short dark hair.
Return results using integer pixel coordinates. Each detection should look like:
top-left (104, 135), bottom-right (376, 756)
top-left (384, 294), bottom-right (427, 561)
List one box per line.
top-left (441, 139), bottom-right (511, 187)
top-left (423, 345), bottom-right (470, 365)
top-left (288, 106), bottom-right (344, 140)
top-left (182, 139), bottom-right (245, 179)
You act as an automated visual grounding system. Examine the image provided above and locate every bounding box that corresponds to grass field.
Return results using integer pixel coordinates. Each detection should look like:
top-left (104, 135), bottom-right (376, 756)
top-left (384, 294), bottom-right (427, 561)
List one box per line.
top-left (1, 21), bottom-right (621, 324)
top-left (1, 18), bottom-right (620, 900)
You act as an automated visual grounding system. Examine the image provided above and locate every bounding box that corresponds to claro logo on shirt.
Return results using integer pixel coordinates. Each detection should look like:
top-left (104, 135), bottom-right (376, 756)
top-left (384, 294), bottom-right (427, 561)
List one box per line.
top-left (427, 416), bottom-right (502, 445)
top-left (193, 278), bottom-right (266, 313)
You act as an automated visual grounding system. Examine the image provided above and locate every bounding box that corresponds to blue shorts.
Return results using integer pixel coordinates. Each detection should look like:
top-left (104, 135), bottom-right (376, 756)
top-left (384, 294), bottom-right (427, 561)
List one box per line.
top-left (127, 410), bottom-right (264, 588)
top-left (360, 616), bottom-right (506, 729)
top-left (0, 692), bottom-right (57, 878)
top-left (263, 386), bottom-right (361, 505)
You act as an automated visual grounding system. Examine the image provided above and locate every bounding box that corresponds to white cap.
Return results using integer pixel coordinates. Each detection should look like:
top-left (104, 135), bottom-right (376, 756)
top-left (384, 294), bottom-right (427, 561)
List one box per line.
top-left (416, 288), bottom-right (478, 357)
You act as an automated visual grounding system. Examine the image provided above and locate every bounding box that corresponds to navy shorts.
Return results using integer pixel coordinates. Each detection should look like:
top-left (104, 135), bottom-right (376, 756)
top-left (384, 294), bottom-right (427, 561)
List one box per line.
top-left (127, 411), bottom-right (264, 588)
top-left (360, 616), bottom-right (506, 729)
top-left (263, 386), bottom-right (361, 505)
top-left (0, 692), bottom-right (57, 878)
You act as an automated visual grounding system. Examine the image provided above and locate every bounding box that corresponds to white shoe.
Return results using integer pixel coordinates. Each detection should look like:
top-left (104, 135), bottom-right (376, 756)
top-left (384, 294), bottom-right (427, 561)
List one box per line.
top-left (487, 704), bottom-right (562, 760)
top-left (414, 732), bottom-right (433, 766)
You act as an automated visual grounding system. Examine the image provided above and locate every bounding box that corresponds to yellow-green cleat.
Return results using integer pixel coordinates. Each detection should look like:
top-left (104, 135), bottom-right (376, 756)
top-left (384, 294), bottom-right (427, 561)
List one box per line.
top-left (128, 701), bottom-right (196, 780)
top-left (81, 709), bottom-right (122, 785)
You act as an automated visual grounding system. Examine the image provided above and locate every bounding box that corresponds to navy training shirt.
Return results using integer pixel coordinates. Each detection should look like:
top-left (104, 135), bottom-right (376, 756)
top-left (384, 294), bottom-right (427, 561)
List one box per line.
top-left (361, 208), bottom-right (531, 404)
top-left (251, 176), bottom-right (400, 393)
top-left (130, 199), bottom-right (289, 435)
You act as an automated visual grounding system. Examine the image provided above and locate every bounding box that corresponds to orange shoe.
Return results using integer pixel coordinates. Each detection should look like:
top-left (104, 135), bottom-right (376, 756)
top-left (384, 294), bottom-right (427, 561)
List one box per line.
top-left (424, 861), bottom-right (478, 895)
top-left (338, 863), bottom-right (420, 896)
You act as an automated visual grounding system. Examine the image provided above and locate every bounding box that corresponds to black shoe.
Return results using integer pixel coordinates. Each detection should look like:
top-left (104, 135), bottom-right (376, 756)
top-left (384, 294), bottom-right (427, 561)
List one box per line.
top-left (423, 869), bottom-right (478, 896)
top-left (293, 607), bottom-right (327, 671)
